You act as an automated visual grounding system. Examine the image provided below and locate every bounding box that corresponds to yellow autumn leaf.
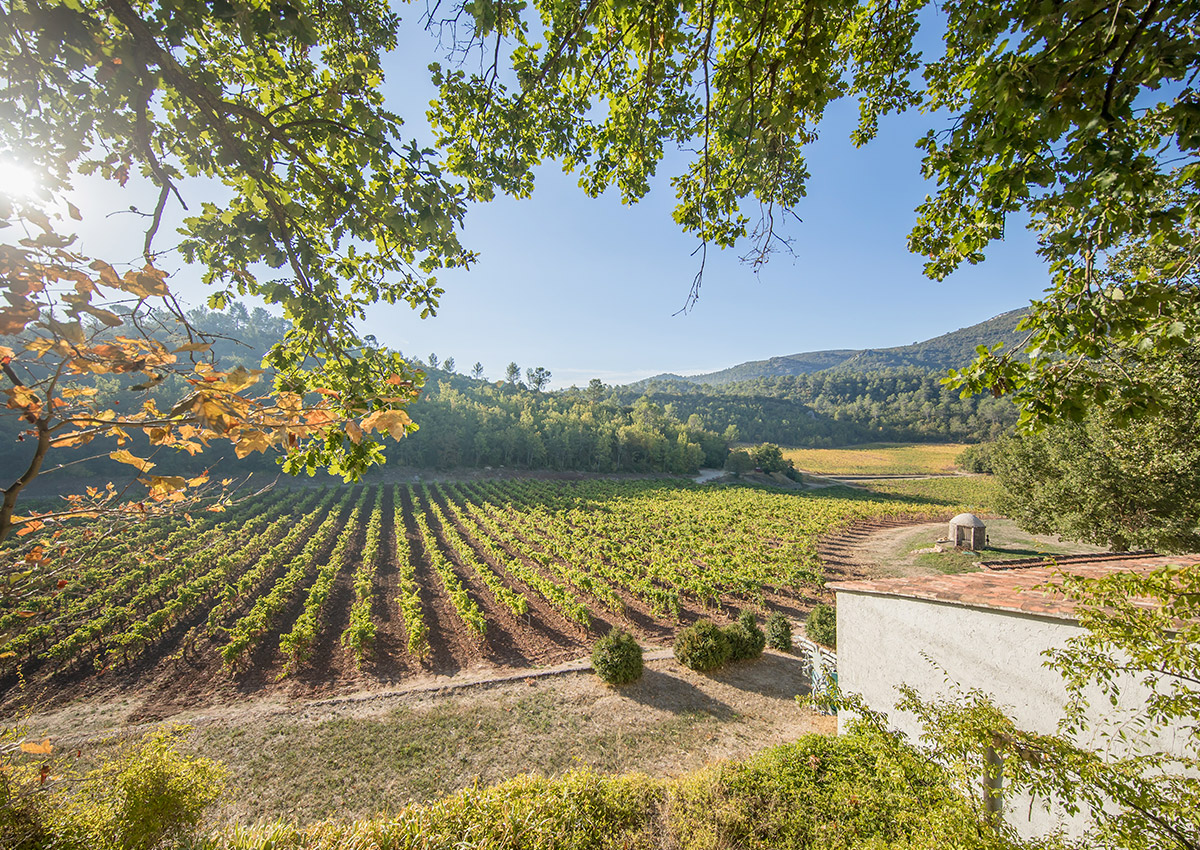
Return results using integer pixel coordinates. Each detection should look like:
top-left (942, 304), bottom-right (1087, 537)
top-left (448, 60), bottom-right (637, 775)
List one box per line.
top-left (109, 449), bottom-right (155, 472)
top-left (221, 365), bottom-right (261, 393)
top-left (361, 409), bottom-right (413, 440)
top-left (234, 429), bottom-right (273, 458)
top-left (140, 475), bottom-right (188, 498)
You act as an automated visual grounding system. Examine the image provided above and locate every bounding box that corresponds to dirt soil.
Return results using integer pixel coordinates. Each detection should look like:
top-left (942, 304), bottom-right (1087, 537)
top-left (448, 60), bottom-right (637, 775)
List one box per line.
top-left (815, 517), bottom-right (1114, 582)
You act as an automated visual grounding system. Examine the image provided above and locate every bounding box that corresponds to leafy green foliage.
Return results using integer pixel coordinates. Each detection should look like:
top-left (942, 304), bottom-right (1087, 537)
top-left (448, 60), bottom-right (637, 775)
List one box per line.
top-left (725, 611), bottom-right (766, 662)
top-left (670, 729), bottom-right (1007, 850)
top-left (765, 611), bottom-right (793, 653)
top-left (673, 619), bottom-right (731, 672)
top-left (1, 728), bottom-right (224, 850)
top-left (198, 730), bottom-right (1011, 849)
top-left (955, 444), bottom-right (996, 475)
top-left (992, 346), bottom-right (1200, 552)
top-left (879, 561), bottom-right (1200, 850)
top-left (430, 0), bottom-right (1200, 422)
top-left (749, 443), bottom-right (793, 476)
top-left (1, 0), bottom-right (464, 491)
top-left (805, 604), bottom-right (836, 648)
top-left (724, 449), bottom-right (753, 476)
top-left (591, 628), bottom-right (644, 685)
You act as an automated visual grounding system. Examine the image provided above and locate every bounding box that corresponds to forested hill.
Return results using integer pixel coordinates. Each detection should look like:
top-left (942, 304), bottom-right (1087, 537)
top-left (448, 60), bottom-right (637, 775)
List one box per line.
top-left (3, 303), bottom-right (1017, 483)
top-left (642, 308), bottom-right (1028, 386)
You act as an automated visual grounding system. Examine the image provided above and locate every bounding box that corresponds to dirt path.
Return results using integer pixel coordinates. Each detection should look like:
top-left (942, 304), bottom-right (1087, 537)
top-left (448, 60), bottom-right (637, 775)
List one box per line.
top-left (815, 516), bottom-right (1115, 581)
top-left (815, 516), bottom-right (951, 586)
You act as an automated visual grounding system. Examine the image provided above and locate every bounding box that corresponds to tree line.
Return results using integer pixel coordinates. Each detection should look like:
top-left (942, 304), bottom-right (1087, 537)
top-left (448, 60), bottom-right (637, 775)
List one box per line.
top-left (3, 303), bottom-right (1018, 482)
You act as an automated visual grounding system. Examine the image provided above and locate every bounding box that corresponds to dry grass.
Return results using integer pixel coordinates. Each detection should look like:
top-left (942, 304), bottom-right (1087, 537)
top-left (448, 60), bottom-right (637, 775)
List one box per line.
top-left (176, 652), bottom-right (830, 826)
top-left (784, 443), bottom-right (970, 475)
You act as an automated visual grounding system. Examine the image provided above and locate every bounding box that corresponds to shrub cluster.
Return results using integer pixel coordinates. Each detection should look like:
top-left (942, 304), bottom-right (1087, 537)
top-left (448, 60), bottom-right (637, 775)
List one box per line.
top-left (2, 728), bottom-right (225, 850)
top-left (765, 612), bottom-right (793, 652)
top-left (674, 619), bottom-right (730, 672)
top-left (726, 611), bottom-right (766, 661)
top-left (675, 612), bottom-right (768, 672)
top-left (805, 604), bottom-right (836, 648)
top-left (591, 628), bottom-right (644, 685)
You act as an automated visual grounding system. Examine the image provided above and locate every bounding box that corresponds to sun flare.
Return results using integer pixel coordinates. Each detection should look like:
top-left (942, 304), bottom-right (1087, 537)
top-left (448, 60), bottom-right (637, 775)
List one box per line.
top-left (0, 159), bottom-right (41, 199)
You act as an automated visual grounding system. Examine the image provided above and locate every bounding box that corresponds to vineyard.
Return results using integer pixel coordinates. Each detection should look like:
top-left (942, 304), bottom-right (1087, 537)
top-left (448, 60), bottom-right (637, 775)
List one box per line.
top-left (0, 480), bottom-right (954, 703)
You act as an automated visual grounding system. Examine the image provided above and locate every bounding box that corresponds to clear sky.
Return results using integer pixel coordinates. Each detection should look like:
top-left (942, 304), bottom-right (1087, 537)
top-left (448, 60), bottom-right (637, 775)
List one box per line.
top-left (43, 17), bottom-right (1054, 390)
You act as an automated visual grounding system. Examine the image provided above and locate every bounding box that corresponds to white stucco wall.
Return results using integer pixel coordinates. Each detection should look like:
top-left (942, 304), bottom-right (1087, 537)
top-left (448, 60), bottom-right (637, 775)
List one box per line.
top-left (834, 590), bottom-right (1184, 839)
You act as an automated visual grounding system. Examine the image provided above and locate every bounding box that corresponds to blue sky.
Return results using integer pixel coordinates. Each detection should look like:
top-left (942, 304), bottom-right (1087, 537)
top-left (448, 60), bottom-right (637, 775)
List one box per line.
top-left (355, 20), bottom-right (1052, 388)
top-left (47, 18), bottom-right (1053, 390)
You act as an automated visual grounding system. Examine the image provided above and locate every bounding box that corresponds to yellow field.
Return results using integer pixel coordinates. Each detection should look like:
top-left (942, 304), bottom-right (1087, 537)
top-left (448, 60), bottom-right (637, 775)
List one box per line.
top-left (783, 443), bottom-right (970, 475)
top-left (862, 476), bottom-right (1002, 516)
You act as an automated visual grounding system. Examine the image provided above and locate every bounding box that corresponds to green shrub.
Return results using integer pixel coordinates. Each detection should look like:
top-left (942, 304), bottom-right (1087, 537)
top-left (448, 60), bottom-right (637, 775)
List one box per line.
top-left (805, 604), bottom-right (836, 648)
top-left (592, 628), bottom-right (645, 685)
top-left (669, 728), bottom-right (998, 850)
top-left (673, 620), bottom-right (731, 672)
top-left (956, 442), bottom-right (996, 474)
top-left (723, 449), bottom-right (753, 476)
top-left (724, 612), bottom-right (765, 661)
top-left (1, 728), bottom-right (224, 850)
top-left (765, 612), bottom-right (793, 652)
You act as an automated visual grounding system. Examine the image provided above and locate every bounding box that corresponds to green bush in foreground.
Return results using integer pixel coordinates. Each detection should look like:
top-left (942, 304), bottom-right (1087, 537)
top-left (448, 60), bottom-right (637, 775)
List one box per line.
top-left (592, 628), bottom-right (644, 685)
top-left (673, 619), bottom-right (731, 672)
top-left (203, 728), bottom-right (1013, 850)
top-left (806, 603), bottom-right (836, 648)
top-left (765, 611), bottom-right (793, 652)
top-left (726, 611), bottom-right (766, 661)
top-left (2, 728), bottom-right (225, 850)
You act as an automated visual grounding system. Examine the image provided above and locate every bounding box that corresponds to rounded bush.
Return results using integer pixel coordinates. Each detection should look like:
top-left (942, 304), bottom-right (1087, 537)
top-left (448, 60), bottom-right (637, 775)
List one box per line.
top-left (765, 611), bottom-right (793, 652)
top-left (674, 619), bottom-right (731, 672)
top-left (726, 611), bottom-right (766, 661)
top-left (591, 628), bottom-right (644, 685)
top-left (806, 603), bottom-right (837, 648)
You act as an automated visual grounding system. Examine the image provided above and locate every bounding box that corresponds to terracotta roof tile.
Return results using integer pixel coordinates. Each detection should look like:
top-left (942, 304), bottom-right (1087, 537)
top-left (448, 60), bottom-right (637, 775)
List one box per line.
top-left (828, 555), bottom-right (1195, 620)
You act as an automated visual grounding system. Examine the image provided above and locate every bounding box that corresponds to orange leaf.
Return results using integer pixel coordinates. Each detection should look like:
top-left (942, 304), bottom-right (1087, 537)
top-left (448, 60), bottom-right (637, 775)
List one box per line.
top-left (88, 259), bottom-right (121, 288)
top-left (15, 520), bottom-right (44, 537)
top-left (361, 409), bottom-right (413, 441)
top-left (233, 430), bottom-right (273, 458)
top-left (20, 738), bottom-right (53, 755)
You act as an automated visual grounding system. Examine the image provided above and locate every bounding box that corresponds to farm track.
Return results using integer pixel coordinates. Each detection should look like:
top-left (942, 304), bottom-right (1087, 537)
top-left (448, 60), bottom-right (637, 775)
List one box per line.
top-left (3, 481), bottom-right (968, 712)
top-left (815, 514), bottom-right (952, 586)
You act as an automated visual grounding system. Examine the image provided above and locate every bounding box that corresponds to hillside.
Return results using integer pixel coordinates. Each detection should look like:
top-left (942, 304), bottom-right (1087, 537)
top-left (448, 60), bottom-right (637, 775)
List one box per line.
top-left (641, 308), bottom-right (1027, 386)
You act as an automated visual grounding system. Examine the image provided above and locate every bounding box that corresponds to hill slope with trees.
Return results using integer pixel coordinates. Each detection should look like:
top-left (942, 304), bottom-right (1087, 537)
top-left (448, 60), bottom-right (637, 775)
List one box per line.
top-left (641, 309), bottom-right (1028, 386)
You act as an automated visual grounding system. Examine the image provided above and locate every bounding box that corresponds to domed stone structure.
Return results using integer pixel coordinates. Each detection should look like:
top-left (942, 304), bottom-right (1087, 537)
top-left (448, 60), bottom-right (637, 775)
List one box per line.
top-left (948, 512), bottom-right (986, 551)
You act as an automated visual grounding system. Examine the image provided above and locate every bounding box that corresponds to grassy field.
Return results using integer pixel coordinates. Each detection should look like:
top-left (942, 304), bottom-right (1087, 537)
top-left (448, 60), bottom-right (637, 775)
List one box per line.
top-left (783, 443), bottom-right (970, 475)
top-left (862, 475), bottom-right (1001, 515)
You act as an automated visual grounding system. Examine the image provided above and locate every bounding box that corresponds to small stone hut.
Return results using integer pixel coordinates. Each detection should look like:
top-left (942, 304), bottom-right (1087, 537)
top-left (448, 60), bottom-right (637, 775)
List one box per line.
top-left (949, 512), bottom-right (986, 550)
